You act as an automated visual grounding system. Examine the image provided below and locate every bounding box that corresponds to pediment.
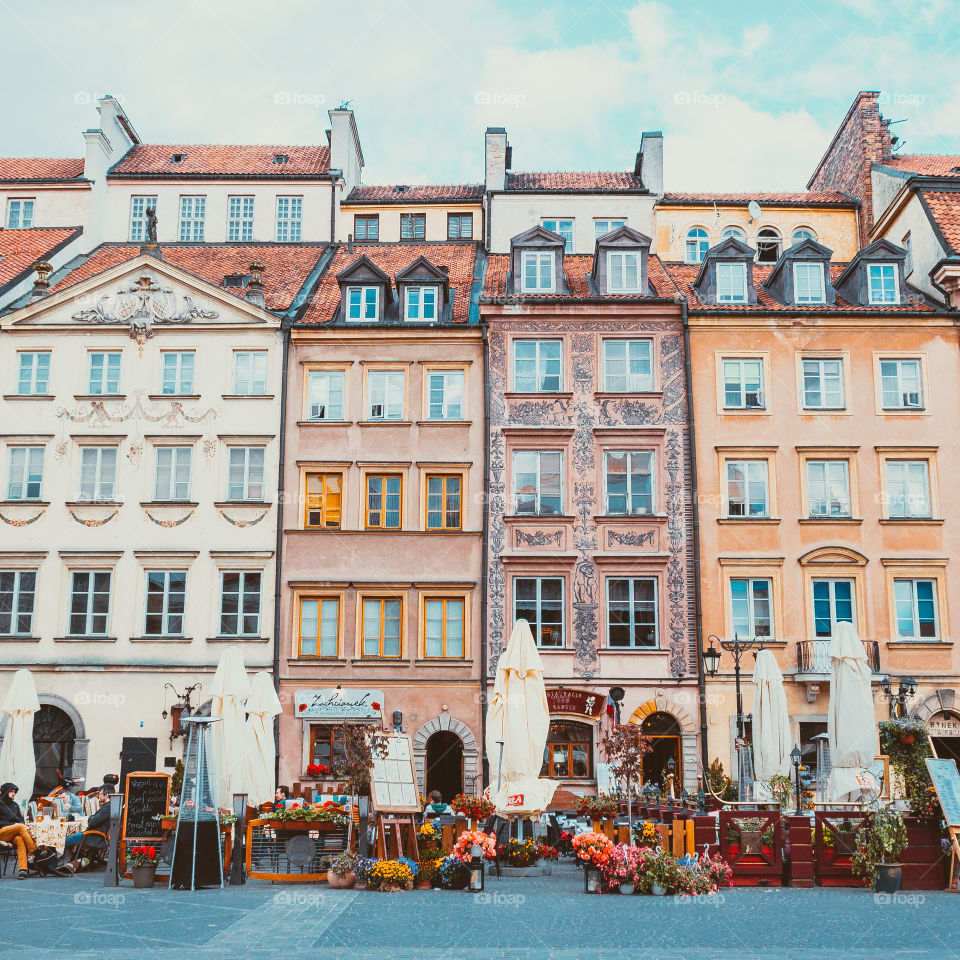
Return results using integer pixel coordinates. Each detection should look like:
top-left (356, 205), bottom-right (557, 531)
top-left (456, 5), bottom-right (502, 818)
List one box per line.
top-left (335, 254), bottom-right (392, 286)
top-left (510, 224), bottom-right (566, 248)
top-left (395, 256), bottom-right (449, 287)
top-left (798, 546), bottom-right (868, 566)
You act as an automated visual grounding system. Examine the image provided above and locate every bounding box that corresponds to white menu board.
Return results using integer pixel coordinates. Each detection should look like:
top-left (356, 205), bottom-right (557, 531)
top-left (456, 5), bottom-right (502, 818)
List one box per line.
top-left (370, 734), bottom-right (421, 813)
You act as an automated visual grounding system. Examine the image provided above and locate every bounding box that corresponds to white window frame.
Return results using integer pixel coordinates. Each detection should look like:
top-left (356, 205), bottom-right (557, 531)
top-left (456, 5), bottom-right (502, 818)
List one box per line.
top-left (884, 460), bottom-right (931, 518)
top-left (69, 570), bottom-right (112, 637)
top-left (426, 370), bottom-right (464, 420)
top-left (685, 228), bottom-right (709, 263)
top-left (513, 577), bottom-right (565, 648)
top-left (606, 250), bottom-right (641, 293)
top-left (88, 351), bottom-right (122, 395)
top-left (161, 351), bottom-right (195, 395)
top-left (0, 570), bottom-right (36, 636)
top-left (227, 195), bottom-right (255, 242)
top-left (346, 286), bottom-right (379, 321)
top-left (17, 352), bottom-right (50, 395)
top-left (725, 460), bottom-right (769, 518)
top-left (520, 250), bottom-right (555, 293)
top-left (721, 226), bottom-right (746, 241)
top-left (541, 219), bottom-right (574, 253)
top-left (307, 370), bottom-right (345, 420)
top-left (512, 450), bottom-right (563, 515)
top-left (367, 370), bottom-right (404, 420)
top-left (868, 263), bottom-right (899, 305)
top-left (791, 227), bottom-right (817, 245)
top-left (404, 285), bottom-right (438, 322)
top-left (233, 351), bottom-right (268, 395)
top-left (227, 446), bottom-right (266, 501)
top-left (78, 447), bottom-right (117, 502)
top-left (602, 339), bottom-right (653, 392)
top-left (513, 339), bottom-right (562, 392)
top-left (722, 358), bottom-right (764, 409)
top-left (806, 460), bottom-right (851, 517)
top-left (879, 358), bottom-right (923, 410)
top-left (716, 261), bottom-right (748, 303)
top-left (178, 196), bottom-right (206, 242)
top-left (7, 446), bottom-right (44, 500)
top-left (143, 570), bottom-right (187, 637)
top-left (154, 446), bottom-right (193, 501)
top-left (893, 578), bottom-right (939, 640)
top-left (129, 196), bottom-right (158, 242)
top-left (276, 196), bottom-right (303, 242)
top-left (7, 198), bottom-right (35, 230)
top-left (802, 357), bottom-right (845, 410)
top-left (730, 577), bottom-right (773, 639)
top-left (594, 219), bottom-right (626, 239)
top-left (603, 450), bottom-right (654, 515)
top-left (606, 577), bottom-right (658, 649)
top-left (812, 577), bottom-right (856, 638)
top-left (218, 570), bottom-right (261, 637)
top-left (793, 262), bottom-right (826, 303)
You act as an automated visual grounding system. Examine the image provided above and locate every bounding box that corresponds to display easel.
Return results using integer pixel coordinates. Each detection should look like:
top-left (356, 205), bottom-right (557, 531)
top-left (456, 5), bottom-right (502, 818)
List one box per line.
top-left (370, 733), bottom-right (420, 861)
top-left (925, 756), bottom-right (960, 893)
top-left (374, 812), bottom-right (419, 860)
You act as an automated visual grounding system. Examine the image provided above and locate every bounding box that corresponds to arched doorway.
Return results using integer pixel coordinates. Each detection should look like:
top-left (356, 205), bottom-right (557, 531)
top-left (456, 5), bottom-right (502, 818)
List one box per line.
top-left (929, 711), bottom-right (960, 766)
top-left (33, 704), bottom-right (78, 795)
top-left (641, 712), bottom-right (682, 788)
top-left (425, 731), bottom-right (463, 801)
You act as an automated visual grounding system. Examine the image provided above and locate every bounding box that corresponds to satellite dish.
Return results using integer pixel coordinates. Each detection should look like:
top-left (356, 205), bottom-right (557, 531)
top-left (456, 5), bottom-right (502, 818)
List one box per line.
top-left (747, 200), bottom-right (762, 222)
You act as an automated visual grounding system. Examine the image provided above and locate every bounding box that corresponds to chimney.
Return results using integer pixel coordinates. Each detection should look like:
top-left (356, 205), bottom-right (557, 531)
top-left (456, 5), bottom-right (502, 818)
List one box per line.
top-left (328, 107), bottom-right (364, 194)
top-left (31, 261), bottom-right (52, 300)
top-left (245, 259), bottom-right (265, 308)
top-left (485, 127), bottom-right (509, 192)
top-left (636, 131), bottom-right (663, 196)
top-left (347, 232), bottom-right (353, 254)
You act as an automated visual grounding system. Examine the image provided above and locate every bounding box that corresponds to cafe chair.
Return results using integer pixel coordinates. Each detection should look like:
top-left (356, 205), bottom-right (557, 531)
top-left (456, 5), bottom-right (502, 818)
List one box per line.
top-left (83, 795), bottom-right (101, 817)
top-left (0, 840), bottom-right (14, 877)
top-left (26, 801), bottom-right (38, 821)
top-left (73, 828), bottom-right (109, 865)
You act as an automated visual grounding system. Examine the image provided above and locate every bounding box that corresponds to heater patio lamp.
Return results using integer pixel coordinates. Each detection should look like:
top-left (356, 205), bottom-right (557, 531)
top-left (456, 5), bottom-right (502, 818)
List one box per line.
top-left (469, 844), bottom-right (485, 893)
top-left (790, 745), bottom-right (802, 815)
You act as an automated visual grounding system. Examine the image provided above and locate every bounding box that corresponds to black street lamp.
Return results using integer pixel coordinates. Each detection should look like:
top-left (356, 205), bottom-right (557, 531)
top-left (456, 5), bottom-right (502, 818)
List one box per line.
top-left (703, 634), bottom-right (765, 739)
top-left (608, 686), bottom-right (625, 724)
top-left (790, 745), bottom-right (802, 815)
top-left (880, 676), bottom-right (917, 719)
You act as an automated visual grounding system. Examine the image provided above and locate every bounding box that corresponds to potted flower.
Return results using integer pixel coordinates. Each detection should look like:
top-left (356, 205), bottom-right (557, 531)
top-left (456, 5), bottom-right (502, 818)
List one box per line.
top-left (632, 820), bottom-right (657, 848)
top-left (641, 848), bottom-right (682, 895)
top-left (353, 857), bottom-right (378, 889)
top-left (369, 859), bottom-right (414, 892)
top-left (601, 843), bottom-right (643, 894)
top-left (438, 854), bottom-right (471, 889)
top-left (571, 831), bottom-right (614, 868)
top-left (499, 838), bottom-right (539, 868)
top-left (536, 843), bottom-right (559, 862)
top-left (450, 794), bottom-right (495, 824)
top-left (128, 844), bottom-right (160, 888)
top-left (305, 763), bottom-right (331, 779)
top-left (453, 829), bottom-right (497, 863)
top-left (853, 804), bottom-right (909, 893)
top-left (415, 857), bottom-right (442, 889)
top-left (321, 852), bottom-right (357, 889)
top-left (573, 793), bottom-right (619, 824)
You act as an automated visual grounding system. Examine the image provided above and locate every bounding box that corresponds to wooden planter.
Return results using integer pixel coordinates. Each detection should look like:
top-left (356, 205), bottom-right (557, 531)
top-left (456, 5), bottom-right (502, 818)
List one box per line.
top-left (815, 812), bottom-right (867, 887)
top-left (245, 818), bottom-right (351, 883)
top-left (720, 811), bottom-right (783, 887)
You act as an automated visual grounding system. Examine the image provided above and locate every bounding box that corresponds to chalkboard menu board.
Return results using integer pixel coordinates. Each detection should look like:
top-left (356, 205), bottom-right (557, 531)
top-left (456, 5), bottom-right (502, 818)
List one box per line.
top-left (122, 771), bottom-right (171, 841)
top-left (926, 758), bottom-right (960, 828)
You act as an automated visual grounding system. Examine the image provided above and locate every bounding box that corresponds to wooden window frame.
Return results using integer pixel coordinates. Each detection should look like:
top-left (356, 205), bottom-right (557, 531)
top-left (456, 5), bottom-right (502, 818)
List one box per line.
top-left (297, 593), bottom-right (342, 658)
top-left (354, 214), bottom-right (379, 241)
top-left (716, 446), bottom-right (778, 520)
top-left (365, 473), bottom-right (404, 529)
top-left (356, 593), bottom-right (405, 659)
top-left (303, 471), bottom-right (344, 529)
top-left (881, 559), bottom-right (949, 644)
top-left (447, 213), bottom-right (473, 240)
top-left (796, 446), bottom-right (860, 520)
top-left (420, 592), bottom-right (469, 659)
top-left (876, 447), bottom-right (939, 520)
top-left (718, 557), bottom-right (784, 643)
top-left (424, 473), bottom-right (463, 530)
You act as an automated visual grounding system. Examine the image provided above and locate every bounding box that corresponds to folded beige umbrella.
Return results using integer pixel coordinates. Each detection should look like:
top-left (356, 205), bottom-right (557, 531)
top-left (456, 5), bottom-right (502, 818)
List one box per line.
top-left (751, 649), bottom-right (792, 796)
top-left (486, 620), bottom-right (557, 818)
top-left (209, 645), bottom-right (254, 806)
top-left (0, 668), bottom-right (40, 809)
top-left (242, 671), bottom-right (282, 807)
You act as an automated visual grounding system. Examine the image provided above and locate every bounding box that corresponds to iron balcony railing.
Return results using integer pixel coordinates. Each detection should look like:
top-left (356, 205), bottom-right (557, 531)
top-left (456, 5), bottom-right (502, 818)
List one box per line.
top-left (796, 638), bottom-right (881, 674)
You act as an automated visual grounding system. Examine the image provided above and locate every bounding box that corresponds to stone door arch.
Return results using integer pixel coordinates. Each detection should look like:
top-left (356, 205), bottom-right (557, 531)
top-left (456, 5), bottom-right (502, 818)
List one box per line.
top-left (413, 712), bottom-right (478, 795)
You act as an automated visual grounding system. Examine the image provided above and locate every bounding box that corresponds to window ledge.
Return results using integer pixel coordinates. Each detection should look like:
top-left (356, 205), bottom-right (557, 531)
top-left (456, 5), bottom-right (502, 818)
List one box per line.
top-left (358, 420), bottom-right (413, 427)
top-left (221, 394), bottom-right (275, 400)
top-left (129, 635), bottom-right (193, 643)
top-left (54, 636), bottom-right (117, 643)
top-left (879, 517), bottom-right (943, 525)
top-left (885, 640), bottom-right (953, 648)
top-left (148, 394), bottom-right (201, 401)
top-left (416, 420), bottom-right (472, 427)
top-left (356, 656), bottom-right (406, 662)
top-left (717, 517), bottom-right (781, 525)
top-left (0, 635), bottom-right (40, 642)
top-left (3, 394), bottom-right (55, 401)
top-left (414, 658), bottom-right (470, 666)
top-left (206, 636), bottom-right (269, 643)
top-left (594, 391), bottom-right (662, 400)
top-left (504, 392), bottom-right (573, 400)
top-left (798, 517), bottom-right (863, 525)
top-left (66, 501), bottom-right (123, 508)
top-left (595, 513), bottom-right (667, 522)
top-left (598, 647), bottom-right (663, 654)
top-left (214, 501), bottom-right (272, 508)
top-left (296, 420), bottom-right (351, 427)
top-left (721, 407), bottom-right (768, 414)
top-left (74, 394), bottom-right (127, 401)
top-left (0, 500), bottom-right (49, 507)
top-left (139, 501), bottom-right (199, 508)
top-left (288, 657), bottom-right (348, 664)
top-left (507, 514), bottom-right (576, 521)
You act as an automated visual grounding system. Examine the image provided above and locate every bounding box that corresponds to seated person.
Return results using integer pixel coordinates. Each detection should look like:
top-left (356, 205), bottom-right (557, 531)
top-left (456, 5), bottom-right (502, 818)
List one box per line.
top-left (49, 780), bottom-right (84, 815)
top-left (274, 785), bottom-right (292, 810)
top-left (64, 783), bottom-right (112, 853)
top-left (0, 783), bottom-right (38, 879)
top-left (423, 790), bottom-right (452, 817)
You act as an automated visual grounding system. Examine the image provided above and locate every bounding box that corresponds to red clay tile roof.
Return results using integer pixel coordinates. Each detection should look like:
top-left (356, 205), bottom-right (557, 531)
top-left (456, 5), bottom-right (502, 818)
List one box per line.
top-left (880, 155), bottom-right (960, 177)
top-left (506, 171), bottom-right (645, 192)
top-left (109, 145), bottom-right (331, 178)
top-left (921, 190), bottom-right (960, 255)
top-left (0, 158), bottom-right (86, 182)
top-left (49, 243), bottom-right (327, 312)
top-left (481, 254), bottom-right (680, 300)
top-left (345, 184), bottom-right (484, 204)
top-left (299, 242), bottom-right (479, 324)
top-left (0, 228), bottom-right (82, 289)
top-left (662, 261), bottom-right (935, 312)
top-left (661, 191), bottom-right (855, 205)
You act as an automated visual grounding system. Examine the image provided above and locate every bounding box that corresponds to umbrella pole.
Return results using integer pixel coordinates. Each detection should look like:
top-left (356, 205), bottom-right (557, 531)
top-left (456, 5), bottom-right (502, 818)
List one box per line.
top-left (496, 740), bottom-right (504, 793)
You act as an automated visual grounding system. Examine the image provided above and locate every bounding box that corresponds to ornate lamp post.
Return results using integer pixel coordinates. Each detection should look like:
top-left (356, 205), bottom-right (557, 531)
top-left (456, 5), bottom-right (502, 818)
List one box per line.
top-left (790, 745), bottom-right (802, 815)
top-left (703, 635), bottom-right (764, 738)
top-left (879, 676), bottom-right (917, 719)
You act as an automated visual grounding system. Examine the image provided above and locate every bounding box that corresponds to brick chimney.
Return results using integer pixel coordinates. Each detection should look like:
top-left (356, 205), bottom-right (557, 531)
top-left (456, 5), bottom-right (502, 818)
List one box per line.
top-left (484, 127), bottom-right (509, 192)
top-left (635, 131), bottom-right (663, 196)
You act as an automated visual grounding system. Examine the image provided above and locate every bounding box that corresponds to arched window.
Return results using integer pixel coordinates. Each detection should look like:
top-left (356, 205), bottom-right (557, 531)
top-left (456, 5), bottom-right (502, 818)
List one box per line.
top-left (541, 720), bottom-right (593, 778)
top-left (33, 704), bottom-right (78, 795)
top-left (721, 225), bottom-right (746, 241)
top-left (756, 227), bottom-right (782, 264)
top-left (791, 226), bottom-right (817, 245)
top-left (685, 227), bottom-right (710, 264)
top-left (640, 712), bottom-right (682, 786)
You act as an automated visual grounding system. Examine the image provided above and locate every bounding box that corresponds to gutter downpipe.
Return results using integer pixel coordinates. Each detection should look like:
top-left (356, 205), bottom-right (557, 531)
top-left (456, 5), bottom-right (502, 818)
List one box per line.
top-left (479, 315), bottom-right (491, 790)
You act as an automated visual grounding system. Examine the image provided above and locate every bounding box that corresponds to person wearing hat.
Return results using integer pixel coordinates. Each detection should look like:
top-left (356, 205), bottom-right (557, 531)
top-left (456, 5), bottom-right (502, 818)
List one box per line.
top-left (0, 783), bottom-right (38, 879)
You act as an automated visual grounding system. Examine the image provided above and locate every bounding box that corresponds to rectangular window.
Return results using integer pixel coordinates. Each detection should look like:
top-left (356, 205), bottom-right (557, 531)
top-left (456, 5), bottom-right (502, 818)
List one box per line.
top-left (0, 571), bottom-right (36, 635)
top-left (7, 447), bottom-right (43, 500)
top-left (353, 214), bottom-right (379, 241)
top-left (885, 460), bottom-right (931, 518)
top-left (310, 725), bottom-right (347, 768)
top-left (219, 571), bottom-right (261, 636)
top-left (233, 351), bottom-right (268, 395)
top-left (17, 352), bottom-right (50, 395)
top-left (129, 196), bottom-right (158, 242)
top-left (447, 214), bottom-right (473, 240)
top-left (178, 196), bottom-right (206, 242)
top-left (880, 359), bottom-right (923, 409)
top-left (366, 474), bottom-right (402, 528)
top-left (144, 570), bottom-right (186, 636)
top-left (69, 570), bottom-right (111, 636)
top-left (299, 596), bottom-right (339, 657)
top-left (346, 286), bottom-right (378, 321)
top-left (307, 370), bottom-right (345, 420)
top-left (604, 451), bottom-right (653, 515)
top-left (88, 352), bottom-right (121, 395)
top-left (404, 285), bottom-right (438, 322)
top-left (606, 251), bottom-right (641, 292)
top-left (78, 447), bottom-right (117, 501)
top-left (541, 219), bottom-right (574, 253)
top-left (812, 578), bottom-right (855, 638)
top-left (893, 579), bottom-right (938, 640)
top-left (716, 262), bottom-right (748, 303)
top-left (154, 446), bottom-right (192, 501)
top-left (425, 475), bottom-right (461, 530)
top-left (426, 370), bottom-right (464, 420)
top-left (806, 460), bottom-right (851, 517)
top-left (276, 196), bottom-right (303, 242)
top-left (602, 339), bottom-right (653, 392)
top-left (367, 370), bottom-right (404, 420)
top-left (521, 250), bottom-right (554, 293)
top-left (725, 460), bottom-right (769, 518)
top-left (400, 213), bottom-right (426, 239)
top-left (607, 578), bottom-right (657, 648)
top-left (227, 196), bottom-right (255, 242)
top-left (512, 450), bottom-right (562, 515)
top-left (802, 358), bottom-right (844, 409)
top-left (514, 578), bottom-right (564, 647)
top-left (868, 263), bottom-right (899, 304)
top-left (513, 339), bottom-right (562, 392)
top-left (793, 262), bottom-right (825, 303)
top-left (305, 473), bottom-right (342, 528)
top-left (730, 578), bottom-right (773, 638)
top-left (425, 598), bottom-right (465, 657)
top-left (161, 352), bottom-right (195, 395)
top-left (227, 447), bottom-right (265, 501)
top-left (722, 358), bottom-right (764, 409)
top-left (7, 199), bottom-right (35, 229)
top-left (362, 597), bottom-right (402, 657)
top-left (595, 219), bottom-right (626, 239)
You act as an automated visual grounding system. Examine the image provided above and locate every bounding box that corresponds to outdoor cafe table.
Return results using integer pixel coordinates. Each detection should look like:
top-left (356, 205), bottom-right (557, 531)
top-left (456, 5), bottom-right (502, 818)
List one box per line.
top-left (26, 816), bottom-right (88, 854)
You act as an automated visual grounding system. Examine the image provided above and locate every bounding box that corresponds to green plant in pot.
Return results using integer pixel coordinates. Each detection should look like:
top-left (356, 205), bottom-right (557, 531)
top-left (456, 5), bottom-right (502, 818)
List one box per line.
top-left (852, 804), bottom-right (908, 893)
top-left (128, 844), bottom-right (161, 888)
top-left (321, 852), bottom-right (357, 889)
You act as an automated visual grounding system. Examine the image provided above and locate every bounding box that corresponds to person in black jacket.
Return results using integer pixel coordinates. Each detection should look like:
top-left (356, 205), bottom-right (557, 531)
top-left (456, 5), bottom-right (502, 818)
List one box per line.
top-left (0, 783), bottom-right (38, 879)
top-left (63, 784), bottom-right (112, 853)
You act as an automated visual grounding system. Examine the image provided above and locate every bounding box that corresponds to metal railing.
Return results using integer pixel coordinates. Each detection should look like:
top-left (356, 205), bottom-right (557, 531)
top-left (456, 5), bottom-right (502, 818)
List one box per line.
top-left (796, 638), bottom-right (880, 674)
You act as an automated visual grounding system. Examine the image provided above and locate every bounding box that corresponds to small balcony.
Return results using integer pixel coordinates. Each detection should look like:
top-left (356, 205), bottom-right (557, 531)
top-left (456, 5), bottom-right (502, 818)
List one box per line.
top-left (796, 638), bottom-right (881, 675)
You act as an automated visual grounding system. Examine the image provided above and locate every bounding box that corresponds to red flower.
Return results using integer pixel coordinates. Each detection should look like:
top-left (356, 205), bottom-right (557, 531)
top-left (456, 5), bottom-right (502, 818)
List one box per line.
top-left (371, 701), bottom-right (381, 711)
top-left (298, 703), bottom-right (307, 712)
top-left (148, 846), bottom-right (156, 859)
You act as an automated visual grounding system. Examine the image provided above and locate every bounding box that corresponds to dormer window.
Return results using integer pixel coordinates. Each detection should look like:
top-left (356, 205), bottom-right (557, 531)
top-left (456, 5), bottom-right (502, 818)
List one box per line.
top-left (868, 263), bottom-right (899, 304)
top-left (404, 285), bottom-right (438, 322)
top-left (606, 251), bottom-right (641, 293)
top-left (716, 262), bottom-right (747, 303)
top-left (793, 262), bottom-right (825, 304)
top-left (522, 251), bottom-right (554, 293)
top-left (347, 286), bottom-right (379, 321)
top-left (171, 153), bottom-right (185, 163)
top-left (274, 154), bottom-right (288, 164)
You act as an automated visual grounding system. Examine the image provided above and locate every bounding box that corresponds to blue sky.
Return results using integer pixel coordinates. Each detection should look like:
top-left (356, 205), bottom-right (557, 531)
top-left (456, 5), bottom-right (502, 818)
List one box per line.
top-left (1, 0), bottom-right (958, 190)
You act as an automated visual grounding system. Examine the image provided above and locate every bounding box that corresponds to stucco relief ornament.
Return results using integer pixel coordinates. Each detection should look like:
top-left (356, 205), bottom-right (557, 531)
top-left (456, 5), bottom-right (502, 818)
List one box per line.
top-left (0, 509), bottom-right (45, 526)
top-left (56, 392), bottom-right (216, 428)
top-left (69, 509), bottom-right (119, 527)
top-left (144, 508), bottom-right (194, 527)
top-left (218, 507), bottom-right (270, 528)
top-left (125, 440), bottom-right (144, 470)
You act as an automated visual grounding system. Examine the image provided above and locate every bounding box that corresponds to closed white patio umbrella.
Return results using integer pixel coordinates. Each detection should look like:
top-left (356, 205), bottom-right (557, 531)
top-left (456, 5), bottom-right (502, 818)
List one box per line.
top-left (485, 620), bottom-right (557, 819)
top-left (751, 650), bottom-right (792, 799)
top-left (0, 668), bottom-right (40, 809)
top-left (209, 645), bottom-right (253, 806)
top-left (243, 671), bottom-right (282, 807)
top-left (827, 622), bottom-right (880, 802)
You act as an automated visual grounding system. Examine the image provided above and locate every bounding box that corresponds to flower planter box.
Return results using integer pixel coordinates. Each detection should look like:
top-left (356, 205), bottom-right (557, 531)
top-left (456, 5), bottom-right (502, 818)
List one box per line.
top-left (815, 811), bottom-right (867, 887)
top-left (246, 818), bottom-right (350, 883)
top-left (720, 811), bottom-right (783, 887)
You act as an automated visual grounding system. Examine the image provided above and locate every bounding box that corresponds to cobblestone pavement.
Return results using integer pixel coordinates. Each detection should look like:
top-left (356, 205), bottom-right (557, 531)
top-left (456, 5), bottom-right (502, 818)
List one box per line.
top-left (1, 862), bottom-right (957, 960)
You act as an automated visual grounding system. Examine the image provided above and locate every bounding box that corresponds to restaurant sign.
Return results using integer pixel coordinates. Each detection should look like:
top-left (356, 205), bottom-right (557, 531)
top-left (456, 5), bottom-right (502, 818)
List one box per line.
top-left (546, 688), bottom-right (607, 720)
top-left (295, 688), bottom-right (384, 720)
top-left (929, 715), bottom-right (960, 737)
